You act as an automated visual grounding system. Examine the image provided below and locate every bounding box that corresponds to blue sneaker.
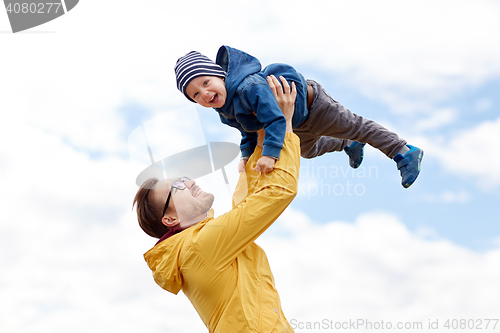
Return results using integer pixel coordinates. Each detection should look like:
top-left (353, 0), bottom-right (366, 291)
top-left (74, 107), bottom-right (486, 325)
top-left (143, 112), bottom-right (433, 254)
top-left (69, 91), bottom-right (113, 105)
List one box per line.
top-left (393, 145), bottom-right (423, 188)
top-left (344, 142), bottom-right (366, 169)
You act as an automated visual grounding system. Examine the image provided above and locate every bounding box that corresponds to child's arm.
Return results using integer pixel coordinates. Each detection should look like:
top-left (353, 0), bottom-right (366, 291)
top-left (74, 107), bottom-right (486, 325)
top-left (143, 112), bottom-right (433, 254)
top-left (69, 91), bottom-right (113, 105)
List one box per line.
top-left (253, 128), bottom-right (274, 173)
top-left (237, 79), bottom-right (287, 160)
top-left (253, 75), bottom-right (296, 173)
top-left (238, 128), bottom-right (265, 173)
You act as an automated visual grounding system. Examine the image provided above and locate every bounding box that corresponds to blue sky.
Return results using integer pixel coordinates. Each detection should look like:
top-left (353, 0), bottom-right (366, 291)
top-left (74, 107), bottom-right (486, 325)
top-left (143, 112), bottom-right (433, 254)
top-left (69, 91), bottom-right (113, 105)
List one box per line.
top-left (193, 62), bottom-right (500, 251)
top-left (1, 1), bottom-right (500, 332)
top-left (292, 72), bottom-right (500, 250)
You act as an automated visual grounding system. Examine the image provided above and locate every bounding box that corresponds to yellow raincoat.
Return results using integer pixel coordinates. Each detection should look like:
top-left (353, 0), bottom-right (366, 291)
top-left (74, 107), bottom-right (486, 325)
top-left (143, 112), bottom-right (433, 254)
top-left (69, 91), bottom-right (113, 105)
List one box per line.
top-left (144, 132), bottom-right (300, 333)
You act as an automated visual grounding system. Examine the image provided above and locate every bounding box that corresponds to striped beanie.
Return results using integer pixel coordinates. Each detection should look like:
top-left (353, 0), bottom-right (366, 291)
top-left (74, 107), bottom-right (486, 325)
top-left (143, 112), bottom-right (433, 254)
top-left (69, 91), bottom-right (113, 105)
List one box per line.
top-left (175, 51), bottom-right (226, 102)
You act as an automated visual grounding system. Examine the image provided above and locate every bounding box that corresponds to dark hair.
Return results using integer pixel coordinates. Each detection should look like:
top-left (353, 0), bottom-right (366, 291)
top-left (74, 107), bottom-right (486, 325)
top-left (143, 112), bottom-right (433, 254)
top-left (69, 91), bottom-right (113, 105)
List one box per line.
top-left (133, 178), bottom-right (170, 238)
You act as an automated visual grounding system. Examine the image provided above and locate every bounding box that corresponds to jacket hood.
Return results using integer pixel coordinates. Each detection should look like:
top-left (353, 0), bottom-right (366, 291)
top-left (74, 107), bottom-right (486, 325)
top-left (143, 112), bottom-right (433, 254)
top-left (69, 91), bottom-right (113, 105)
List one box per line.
top-left (143, 211), bottom-right (214, 295)
top-left (144, 233), bottom-right (185, 295)
top-left (215, 45), bottom-right (262, 114)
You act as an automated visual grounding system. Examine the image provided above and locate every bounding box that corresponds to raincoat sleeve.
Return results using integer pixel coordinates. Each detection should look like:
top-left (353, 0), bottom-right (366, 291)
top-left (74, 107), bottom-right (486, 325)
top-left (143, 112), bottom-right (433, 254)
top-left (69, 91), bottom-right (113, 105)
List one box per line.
top-left (195, 132), bottom-right (300, 270)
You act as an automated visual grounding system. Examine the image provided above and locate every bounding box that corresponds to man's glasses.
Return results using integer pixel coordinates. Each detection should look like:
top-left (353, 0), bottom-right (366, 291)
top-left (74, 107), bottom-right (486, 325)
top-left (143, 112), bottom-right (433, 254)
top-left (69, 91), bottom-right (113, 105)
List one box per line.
top-left (162, 177), bottom-right (190, 216)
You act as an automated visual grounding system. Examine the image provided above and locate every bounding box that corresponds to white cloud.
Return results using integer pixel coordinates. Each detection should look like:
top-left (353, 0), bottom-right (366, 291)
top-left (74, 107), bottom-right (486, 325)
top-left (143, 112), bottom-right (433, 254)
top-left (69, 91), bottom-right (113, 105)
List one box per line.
top-left (407, 116), bottom-right (500, 189)
top-left (0, 119), bottom-right (209, 332)
top-left (415, 108), bottom-right (457, 131)
top-left (258, 208), bottom-right (500, 330)
top-left (475, 98), bottom-right (494, 113)
top-left (434, 117), bottom-right (500, 189)
top-left (423, 190), bottom-right (471, 203)
top-left (0, 211), bottom-right (208, 333)
top-left (4, 189), bottom-right (499, 333)
top-left (254, 0), bottom-right (500, 115)
top-left (1, 1), bottom-right (500, 332)
top-left (441, 191), bottom-right (470, 203)
top-left (2, 0), bottom-right (499, 134)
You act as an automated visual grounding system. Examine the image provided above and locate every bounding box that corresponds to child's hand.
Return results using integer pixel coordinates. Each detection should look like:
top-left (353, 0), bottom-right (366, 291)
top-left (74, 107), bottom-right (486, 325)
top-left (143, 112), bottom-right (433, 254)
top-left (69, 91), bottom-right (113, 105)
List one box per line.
top-left (238, 158), bottom-right (248, 173)
top-left (254, 156), bottom-right (276, 174)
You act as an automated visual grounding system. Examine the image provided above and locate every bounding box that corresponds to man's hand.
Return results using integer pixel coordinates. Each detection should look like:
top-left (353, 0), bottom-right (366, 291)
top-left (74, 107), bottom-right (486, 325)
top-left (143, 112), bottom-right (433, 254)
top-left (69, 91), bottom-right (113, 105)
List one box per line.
top-left (267, 75), bottom-right (296, 132)
top-left (253, 156), bottom-right (276, 174)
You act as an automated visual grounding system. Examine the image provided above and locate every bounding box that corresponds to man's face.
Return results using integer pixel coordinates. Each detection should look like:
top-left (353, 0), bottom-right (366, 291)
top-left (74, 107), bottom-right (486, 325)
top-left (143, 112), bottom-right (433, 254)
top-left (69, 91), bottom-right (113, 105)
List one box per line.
top-left (154, 178), bottom-right (214, 223)
top-left (185, 76), bottom-right (226, 108)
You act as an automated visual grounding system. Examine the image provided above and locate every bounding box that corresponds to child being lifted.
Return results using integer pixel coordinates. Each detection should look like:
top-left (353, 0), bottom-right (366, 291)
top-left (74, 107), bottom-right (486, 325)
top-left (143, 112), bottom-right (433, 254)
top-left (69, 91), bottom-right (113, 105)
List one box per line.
top-left (175, 45), bottom-right (423, 188)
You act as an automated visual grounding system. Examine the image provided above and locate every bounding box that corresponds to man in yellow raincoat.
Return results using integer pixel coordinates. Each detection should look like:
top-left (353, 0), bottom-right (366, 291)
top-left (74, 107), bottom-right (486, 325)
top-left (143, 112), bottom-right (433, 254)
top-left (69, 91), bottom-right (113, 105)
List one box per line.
top-left (133, 76), bottom-right (300, 332)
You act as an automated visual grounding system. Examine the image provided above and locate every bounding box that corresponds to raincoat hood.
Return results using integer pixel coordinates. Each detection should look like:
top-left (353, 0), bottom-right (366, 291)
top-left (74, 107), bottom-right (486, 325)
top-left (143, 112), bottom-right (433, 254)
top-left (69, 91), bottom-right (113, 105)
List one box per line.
top-left (144, 212), bottom-right (213, 295)
top-left (143, 229), bottom-right (187, 294)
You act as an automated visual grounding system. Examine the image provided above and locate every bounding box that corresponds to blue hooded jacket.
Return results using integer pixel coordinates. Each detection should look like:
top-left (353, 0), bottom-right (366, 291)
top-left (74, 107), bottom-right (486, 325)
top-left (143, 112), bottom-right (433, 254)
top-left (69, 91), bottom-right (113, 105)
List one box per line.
top-left (215, 46), bottom-right (309, 159)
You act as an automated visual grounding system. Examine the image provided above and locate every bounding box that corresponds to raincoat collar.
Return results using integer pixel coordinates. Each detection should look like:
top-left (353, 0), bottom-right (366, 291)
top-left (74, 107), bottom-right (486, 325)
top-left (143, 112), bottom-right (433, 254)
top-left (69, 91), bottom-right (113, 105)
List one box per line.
top-left (155, 209), bottom-right (215, 245)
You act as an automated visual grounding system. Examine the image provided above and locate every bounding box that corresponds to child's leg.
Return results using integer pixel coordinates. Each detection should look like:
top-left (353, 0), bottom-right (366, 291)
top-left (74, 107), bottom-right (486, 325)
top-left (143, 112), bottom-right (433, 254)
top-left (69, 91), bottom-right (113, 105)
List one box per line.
top-left (295, 131), bottom-right (348, 159)
top-left (300, 80), bottom-right (408, 159)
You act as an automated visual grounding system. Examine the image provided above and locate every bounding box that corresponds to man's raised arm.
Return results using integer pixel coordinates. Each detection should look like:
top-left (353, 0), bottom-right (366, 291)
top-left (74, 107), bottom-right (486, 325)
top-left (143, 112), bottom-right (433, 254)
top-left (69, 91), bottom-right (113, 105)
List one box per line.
top-left (196, 75), bottom-right (300, 270)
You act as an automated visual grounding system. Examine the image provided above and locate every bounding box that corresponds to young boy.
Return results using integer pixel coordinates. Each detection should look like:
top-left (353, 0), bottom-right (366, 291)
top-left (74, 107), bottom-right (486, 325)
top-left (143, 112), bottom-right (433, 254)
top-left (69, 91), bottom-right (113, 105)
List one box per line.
top-left (175, 45), bottom-right (423, 188)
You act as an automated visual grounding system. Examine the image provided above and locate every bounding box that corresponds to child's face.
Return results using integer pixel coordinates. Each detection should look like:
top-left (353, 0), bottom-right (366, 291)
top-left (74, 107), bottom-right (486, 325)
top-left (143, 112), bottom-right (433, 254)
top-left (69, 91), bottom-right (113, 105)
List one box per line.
top-left (185, 76), bottom-right (226, 108)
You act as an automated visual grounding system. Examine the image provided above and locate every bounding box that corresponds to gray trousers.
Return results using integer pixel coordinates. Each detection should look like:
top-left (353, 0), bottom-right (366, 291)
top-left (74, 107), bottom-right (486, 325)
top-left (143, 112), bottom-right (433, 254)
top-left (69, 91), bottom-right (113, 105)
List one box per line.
top-left (295, 80), bottom-right (407, 159)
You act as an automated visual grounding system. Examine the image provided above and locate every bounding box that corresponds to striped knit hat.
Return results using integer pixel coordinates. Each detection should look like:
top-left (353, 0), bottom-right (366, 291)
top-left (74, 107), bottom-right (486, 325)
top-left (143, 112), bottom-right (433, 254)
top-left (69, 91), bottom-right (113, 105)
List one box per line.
top-left (175, 51), bottom-right (226, 102)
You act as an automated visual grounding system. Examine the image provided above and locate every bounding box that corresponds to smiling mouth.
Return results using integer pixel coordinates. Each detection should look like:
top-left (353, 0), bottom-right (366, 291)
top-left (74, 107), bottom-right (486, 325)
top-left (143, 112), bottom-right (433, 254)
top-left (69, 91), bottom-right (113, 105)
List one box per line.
top-left (193, 187), bottom-right (204, 197)
top-left (209, 94), bottom-right (218, 103)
